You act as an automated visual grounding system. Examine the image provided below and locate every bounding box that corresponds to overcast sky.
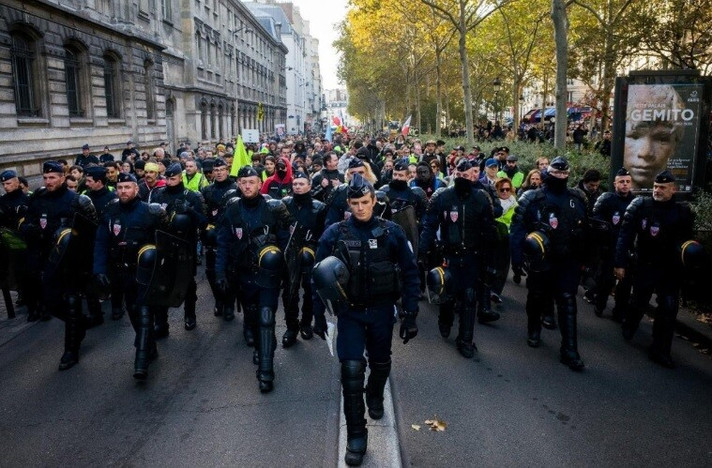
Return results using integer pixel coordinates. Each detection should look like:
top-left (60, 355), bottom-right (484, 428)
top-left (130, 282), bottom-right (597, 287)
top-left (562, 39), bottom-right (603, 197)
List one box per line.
top-left (288, 0), bottom-right (348, 90)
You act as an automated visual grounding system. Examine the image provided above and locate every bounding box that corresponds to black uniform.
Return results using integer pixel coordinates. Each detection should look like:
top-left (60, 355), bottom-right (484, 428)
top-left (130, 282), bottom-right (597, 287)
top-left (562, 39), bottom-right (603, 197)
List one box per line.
top-left (0, 179), bottom-right (30, 317)
top-left (419, 177), bottom-right (497, 357)
top-left (310, 168), bottom-right (344, 202)
top-left (201, 177), bottom-right (238, 319)
top-left (281, 192), bottom-right (327, 346)
top-left (149, 182), bottom-right (207, 332)
top-left (75, 153), bottom-right (100, 167)
top-left (379, 180), bottom-right (428, 221)
top-left (591, 189), bottom-right (634, 320)
top-left (93, 195), bottom-right (167, 378)
top-left (615, 193), bottom-right (694, 367)
top-left (511, 163), bottom-right (588, 370)
top-left (215, 191), bottom-right (291, 392)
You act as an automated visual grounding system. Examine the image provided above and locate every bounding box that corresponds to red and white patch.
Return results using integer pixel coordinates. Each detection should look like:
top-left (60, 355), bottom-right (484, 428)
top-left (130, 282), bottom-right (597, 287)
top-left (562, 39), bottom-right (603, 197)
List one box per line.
top-left (212, 209), bottom-right (218, 217)
top-left (113, 223), bottom-right (122, 236)
top-left (235, 227), bottom-right (243, 239)
top-left (344, 211), bottom-right (352, 220)
top-left (549, 213), bottom-right (558, 229)
top-left (39, 217), bottom-right (47, 230)
top-left (449, 211), bottom-right (458, 222)
top-left (650, 226), bottom-right (659, 237)
top-left (612, 213), bottom-right (620, 225)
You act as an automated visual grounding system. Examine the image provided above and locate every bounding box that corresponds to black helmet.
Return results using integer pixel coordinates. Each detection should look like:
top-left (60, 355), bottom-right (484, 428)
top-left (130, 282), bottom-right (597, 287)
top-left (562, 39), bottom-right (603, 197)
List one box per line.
top-left (523, 230), bottom-right (550, 272)
top-left (47, 228), bottom-right (73, 271)
top-left (679, 240), bottom-right (706, 269)
top-left (300, 246), bottom-right (316, 268)
top-left (136, 244), bottom-right (157, 286)
top-left (313, 255), bottom-right (350, 314)
top-left (170, 212), bottom-right (193, 236)
top-left (256, 245), bottom-right (283, 288)
top-left (426, 265), bottom-right (453, 304)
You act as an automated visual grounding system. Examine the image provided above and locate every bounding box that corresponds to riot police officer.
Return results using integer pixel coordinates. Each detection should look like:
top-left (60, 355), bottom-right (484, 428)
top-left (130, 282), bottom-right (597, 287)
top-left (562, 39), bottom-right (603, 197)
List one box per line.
top-left (93, 172), bottom-right (168, 379)
top-left (379, 160), bottom-right (428, 221)
top-left (419, 159), bottom-right (497, 358)
top-left (215, 166), bottom-right (291, 393)
top-left (281, 171), bottom-right (327, 347)
top-left (590, 168), bottom-right (634, 321)
top-left (0, 170), bottom-right (30, 318)
top-left (312, 173), bottom-right (420, 466)
top-left (324, 159), bottom-right (387, 226)
top-left (615, 171), bottom-right (694, 368)
top-left (150, 163), bottom-right (207, 333)
top-left (511, 156), bottom-right (588, 371)
top-left (19, 161), bottom-right (98, 370)
top-left (200, 158), bottom-right (238, 320)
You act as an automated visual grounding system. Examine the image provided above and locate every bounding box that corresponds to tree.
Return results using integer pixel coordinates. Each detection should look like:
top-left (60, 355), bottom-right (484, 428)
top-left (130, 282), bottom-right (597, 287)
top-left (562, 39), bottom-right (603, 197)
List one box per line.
top-left (551, 0), bottom-right (568, 150)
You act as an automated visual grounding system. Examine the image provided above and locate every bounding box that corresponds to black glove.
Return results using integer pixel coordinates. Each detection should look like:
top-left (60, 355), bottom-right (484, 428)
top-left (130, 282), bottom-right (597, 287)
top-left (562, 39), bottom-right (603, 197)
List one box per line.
top-left (399, 312), bottom-right (418, 344)
top-left (173, 199), bottom-right (189, 214)
top-left (313, 314), bottom-right (327, 340)
top-left (216, 277), bottom-right (230, 294)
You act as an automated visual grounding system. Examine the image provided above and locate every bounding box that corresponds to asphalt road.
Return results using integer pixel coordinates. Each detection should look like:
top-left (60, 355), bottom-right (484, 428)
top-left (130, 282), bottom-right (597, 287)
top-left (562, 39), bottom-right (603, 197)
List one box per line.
top-left (1, 269), bottom-right (711, 467)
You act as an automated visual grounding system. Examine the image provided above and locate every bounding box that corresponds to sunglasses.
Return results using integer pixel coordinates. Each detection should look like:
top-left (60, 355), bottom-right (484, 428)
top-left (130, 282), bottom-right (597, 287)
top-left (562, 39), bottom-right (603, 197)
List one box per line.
top-left (499, 188), bottom-right (511, 193)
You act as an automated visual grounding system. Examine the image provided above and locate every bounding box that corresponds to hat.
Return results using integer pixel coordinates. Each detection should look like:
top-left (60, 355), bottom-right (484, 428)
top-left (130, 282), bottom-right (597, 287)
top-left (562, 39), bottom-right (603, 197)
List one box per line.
top-left (0, 170), bottom-right (17, 182)
top-left (312, 157), bottom-right (323, 166)
top-left (549, 156), bottom-right (569, 171)
top-left (237, 166), bottom-right (259, 178)
top-left (144, 162), bottom-right (160, 173)
top-left (425, 140), bottom-right (437, 146)
top-left (212, 158), bottom-right (227, 168)
top-left (436, 140), bottom-right (446, 146)
top-left (454, 145), bottom-right (465, 151)
top-left (655, 170), bottom-right (676, 184)
top-left (347, 173), bottom-right (374, 199)
top-left (506, 154), bottom-right (518, 162)
top-left (615, 167), bottom-right (630, 177)
top-left (356, 147), bottom-right (370, 159)
top-left (348, 158), bottom-right (365, 170)
top-left (393, 160), bottom-right (409, 171)
top-left (383, 148), bottom-right (394, 155)
top-left (134, 160), bottom-right (146, 170)
top-left (81, 143), bottom-right (90, 150)
top-left (85, 166), bottom-right (107, 182)
top-left (165, 163), bottom-right (183, 177)
top-left (456, 159), bottom-right (474, 172)
top-left (117, 173), bottom-right (137, 184)
top-left (201, 159), bottom-right (215, 172)
top-left (500, 146), bottom-right (510, 153)
top-left (126, 140), bottom-right (133, 145)
top-left (472, 145), bottom-right (481, 151)
top-left (293, 171), bottom-right (309, 180)
top-left (276, 159), bottom-right (287, 169)
top-left (43, 161), bottom-right (64, 174)
top-left (485, 158), bottom-right (498, 168)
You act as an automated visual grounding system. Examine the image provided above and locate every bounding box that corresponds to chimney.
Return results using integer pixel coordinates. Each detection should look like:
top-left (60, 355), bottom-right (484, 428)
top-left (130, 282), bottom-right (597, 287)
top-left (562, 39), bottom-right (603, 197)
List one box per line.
top-left (274, 22), bottom-right (282, 41)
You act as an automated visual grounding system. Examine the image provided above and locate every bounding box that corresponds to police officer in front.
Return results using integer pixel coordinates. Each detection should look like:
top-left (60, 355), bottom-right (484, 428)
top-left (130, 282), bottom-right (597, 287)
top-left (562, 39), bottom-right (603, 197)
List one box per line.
top-left (19, 161), bottom-right (98, 369)
top-left (215, 166), bottom-right (291, 393)
top-left (312, 173), bottom-right (419, 466)
top-left (419, 159), bottom-right (498, 358)
top-left (590, 167), bottom-right (634, 321)
top-left (150, 163), bottom-right (207, 333)
top-left (0, 170), bottom-right (30, 317)
top-left (281, 171), bottom-right (327, 347)
top-left (511, 156), bottom-right (588, 371)
top-left (615, 170), bottom-right (694, 368)
top-left (93, 172), bottom-right (168, 379)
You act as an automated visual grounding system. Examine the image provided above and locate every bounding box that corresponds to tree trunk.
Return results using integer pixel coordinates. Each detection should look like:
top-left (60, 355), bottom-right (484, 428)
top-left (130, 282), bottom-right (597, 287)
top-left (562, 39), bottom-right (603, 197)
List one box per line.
top-left (551, 0), bottom-right (569, 151)
top-left (459, 1), bottom-right (475, 147)
top-left (600, 25), bottom-right (615, 132)
top-left (435, 49), bottom-right (442, 138)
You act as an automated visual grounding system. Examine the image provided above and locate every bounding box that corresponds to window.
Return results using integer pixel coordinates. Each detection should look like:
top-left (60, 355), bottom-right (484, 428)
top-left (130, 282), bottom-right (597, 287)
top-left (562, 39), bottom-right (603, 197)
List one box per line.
top-left (201, 101), bottom-right (208, 140)
top-left (162, 0), bottom-right (173, 21)
top-left (103, 53), bottom-right (121, 118)
top-left (210, 103), bottom-right (216, 139)
top-left (11, 33), bottom-right (39, 116)
top-left (64, 47), bottom-right (83, 117)
top-left (144, 60), bottom-right (155, 121)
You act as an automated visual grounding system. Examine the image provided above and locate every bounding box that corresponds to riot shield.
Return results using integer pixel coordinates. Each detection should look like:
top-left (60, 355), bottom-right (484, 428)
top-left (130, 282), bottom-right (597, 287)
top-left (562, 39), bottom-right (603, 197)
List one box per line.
top-left (143, 230), bottom-right (194, 308)
top-left (283, 222), bottom-right (307, 303)
top-left (391, 205), bottom-right (419, 256)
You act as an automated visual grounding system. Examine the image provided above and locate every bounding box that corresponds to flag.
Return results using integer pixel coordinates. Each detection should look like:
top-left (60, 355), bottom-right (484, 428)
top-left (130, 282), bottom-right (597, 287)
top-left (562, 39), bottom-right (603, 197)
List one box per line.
top-left (325, 122), bottom-right (333, 142)
top-left (257, 102), bottom-right (264, 121)
top-left (230, 134), bottom-right (252, 177)
top-left (401, 114), bottom-right (412, 137)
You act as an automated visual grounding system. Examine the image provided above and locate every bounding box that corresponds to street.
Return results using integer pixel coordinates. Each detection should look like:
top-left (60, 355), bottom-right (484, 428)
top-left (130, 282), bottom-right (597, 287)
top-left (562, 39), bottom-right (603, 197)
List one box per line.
top-left (1, 269), bottom-right (711, 467)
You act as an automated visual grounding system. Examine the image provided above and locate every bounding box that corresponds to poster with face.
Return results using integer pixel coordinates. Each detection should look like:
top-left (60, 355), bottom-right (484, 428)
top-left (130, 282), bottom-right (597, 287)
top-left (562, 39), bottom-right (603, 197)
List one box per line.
top-left (623, 84), bottom-right (703, 192)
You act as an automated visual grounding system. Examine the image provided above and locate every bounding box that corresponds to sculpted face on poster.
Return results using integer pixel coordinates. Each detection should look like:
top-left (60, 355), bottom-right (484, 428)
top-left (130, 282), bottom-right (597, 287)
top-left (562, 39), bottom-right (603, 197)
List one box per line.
top-left (623, 83), bottom-right (703, 193)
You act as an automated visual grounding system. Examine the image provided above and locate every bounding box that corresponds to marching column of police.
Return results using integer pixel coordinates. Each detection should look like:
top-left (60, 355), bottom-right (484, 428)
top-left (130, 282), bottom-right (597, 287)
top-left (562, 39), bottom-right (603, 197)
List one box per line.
top-left (0, 138), bottom-right (705, 466)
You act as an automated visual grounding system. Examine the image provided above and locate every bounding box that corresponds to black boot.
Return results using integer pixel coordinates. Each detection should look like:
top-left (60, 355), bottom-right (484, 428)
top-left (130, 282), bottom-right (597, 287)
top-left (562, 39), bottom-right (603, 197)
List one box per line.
top-left (243, 304), bottom-right (257, 347)
top-left (342, 360), bottom-right (367, 466)
top-left (282, 328), bottom-right (298, 348)
top-left (438, 301), bottom-right (454, 338)
top-left (257, 306), bottom-right (276, 393)
top-left (366, 360), bottom-right (391, 420)
top-left (184, 300), bottom-right (197, 331)
top-left (558, 294), bottom-right (584, 371)
top-left (153, 307), bottom-right (169, 339)
top-left (456, 305), bottom-right (477, 358)
top-left (86, 298), bottom-right (104, 328)
top-left (134, 306), bottom-right (154, 380)
top-left (526, 299), bottom-right (542, 348)
top-left (213, 300), bottom-right (223, 317)
top-left (59, 296), bottom-right (85, 371)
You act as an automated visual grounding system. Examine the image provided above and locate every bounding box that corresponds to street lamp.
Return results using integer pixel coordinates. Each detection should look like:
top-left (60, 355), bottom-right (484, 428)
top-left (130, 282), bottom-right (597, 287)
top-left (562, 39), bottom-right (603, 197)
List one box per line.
top-left (492, 77), bottom-right (502, 122)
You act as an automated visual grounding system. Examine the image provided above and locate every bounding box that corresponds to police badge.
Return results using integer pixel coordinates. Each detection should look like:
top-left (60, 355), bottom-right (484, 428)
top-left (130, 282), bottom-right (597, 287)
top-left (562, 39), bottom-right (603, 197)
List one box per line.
top-left (39, 215), bottom-right (47, 230)
top-left (612, 212), bottom-right (620, 225)
top-left (650, 225), bottom-right (660, 237)
top-left (235, 227), bottom-right (243, 239)
top-left (549, 212), bottom-right (558, 229)
top-left (449, 209), bottom-right (459, 222)
top-left (113, 222), bottom-right (122, 236)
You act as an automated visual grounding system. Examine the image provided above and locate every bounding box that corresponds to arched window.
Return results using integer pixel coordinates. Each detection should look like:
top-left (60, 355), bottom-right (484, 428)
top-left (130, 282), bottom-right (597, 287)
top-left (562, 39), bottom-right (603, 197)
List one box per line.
top-left (144, 59), bottom-right (155, 121)
top-left (103, 53), bottom-right (121, 118)
top-left (64, 43), bottom-right (88, 117)
top-left (10, 32), bottom-right (40, 116)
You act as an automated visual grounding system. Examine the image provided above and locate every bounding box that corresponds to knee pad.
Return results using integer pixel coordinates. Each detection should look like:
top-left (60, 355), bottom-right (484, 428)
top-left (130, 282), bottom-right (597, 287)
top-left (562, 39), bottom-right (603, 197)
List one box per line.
top-left (341, 359), bottom-right (366, 382)
top-left (259, 306), bottom-right (275, 327)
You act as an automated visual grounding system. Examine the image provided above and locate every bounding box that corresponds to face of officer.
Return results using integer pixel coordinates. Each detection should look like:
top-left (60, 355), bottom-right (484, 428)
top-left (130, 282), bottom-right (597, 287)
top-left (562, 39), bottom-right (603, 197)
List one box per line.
top-left (213, 165), bottom-right (228, 183)
top-left (348, 193), bottom-right (376, 222)
top-left (185, 160), bottom-right (198, 176)
top-left (166, 173), bottom-right (182, 187)
top-left (548, 167), bottom-right (570, 180)
top-left (614, 175), bottom-right (632, 195)
top-left (43, 172), bottom-right (65, 192)
top-left (85, 176), bottom-right (104, 192)
top-left (117, 181), bottom-right (139, 203)
top-left (239, 175), bottom-right (262, 199)
top-left (652, 181), bottom-right (676, 202)
top-left (392, 169), bottom-right (408, 182)
top-left (292, 178), bottom-right (311, 195)
top-left (2, 177), bottom-right (20, 194)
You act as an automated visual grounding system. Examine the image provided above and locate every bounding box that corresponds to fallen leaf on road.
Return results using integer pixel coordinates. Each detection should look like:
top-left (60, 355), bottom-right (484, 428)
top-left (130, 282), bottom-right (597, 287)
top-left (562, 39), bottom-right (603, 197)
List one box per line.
top-left (411, 424), bottom-right (421, 431)
top-left (425, 417), bottom-right (447, 431)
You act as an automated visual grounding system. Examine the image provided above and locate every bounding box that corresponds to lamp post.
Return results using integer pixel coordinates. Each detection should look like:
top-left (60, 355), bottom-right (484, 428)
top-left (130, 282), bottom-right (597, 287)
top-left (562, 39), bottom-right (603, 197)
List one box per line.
top-left (492, 77), bottom-right (502, 123)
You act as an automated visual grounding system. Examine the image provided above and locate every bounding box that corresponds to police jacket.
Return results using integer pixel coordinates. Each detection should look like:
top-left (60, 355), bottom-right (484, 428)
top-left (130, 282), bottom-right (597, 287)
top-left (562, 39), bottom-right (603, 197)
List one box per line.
top-left (614, 196), bottom-right (694, 269)
top-left (215, 194), bottom-right (291, 278)
top-left (592, 191), bottom-right (634, 249)
top-left (283, 193), bottom-right (327, 251)
top-left (380, 181), bottom-right (428, 222)
top-left (0, 188), bottom-right (29, 230)
top-left (311, 169), bottom-right (344, 201)
top-left (510, 183), bottom-right (588, 266)
top-left (75, 153), bottom-right (99, 167)
top-left (19, 185), bottom-right (97, 252)
top-left (324, 184), bottom-right (390, 227)
top-left (201, 179), bottom-right (238, 225)
top-left (93, 197), bottom-right (167, 274)
top-left (86, 186), bottom-right (118, 217)
top-left (315, 215), bottom-right (420, 312)
top-left (419, 184), bottom-right (496, 257)
top-left (149, 182), bottom-right (207, 243)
